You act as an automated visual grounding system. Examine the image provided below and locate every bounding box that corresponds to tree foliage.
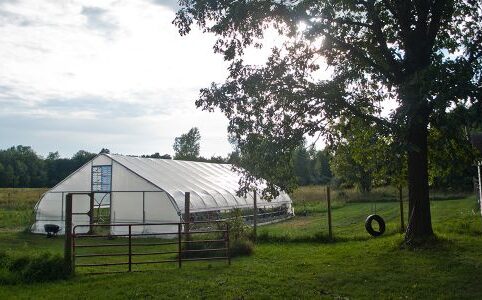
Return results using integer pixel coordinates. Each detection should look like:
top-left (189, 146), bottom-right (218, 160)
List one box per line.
top-left (175, 0), bottom-right (482, 242)
top-left (172, 127), bottom-right (232, 163)
top-left (292, 141), bottom-right (332, 186)
top-left (173, 127), bottom-right (202, 160)
top-left (142, 152), bottom-right (172, 159)
top-left (0, 146), bottom-right (96, 188)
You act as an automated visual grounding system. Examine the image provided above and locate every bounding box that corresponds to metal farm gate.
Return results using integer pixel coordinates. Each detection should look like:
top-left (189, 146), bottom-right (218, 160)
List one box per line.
top-left (63, 193), bottom-right (230, 275)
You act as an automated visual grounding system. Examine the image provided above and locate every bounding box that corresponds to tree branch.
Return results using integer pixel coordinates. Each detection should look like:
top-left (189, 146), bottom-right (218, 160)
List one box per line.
top-left (365, 0), bottom-right (404, 82)
top-left (323, 32), bottom-right (396, 82)
top-left (394, 0), bottom-right (414, 51)
top-left (333, 18), bottom-right (372, 29)
top-left (427, 0), bottom-right (449, 51)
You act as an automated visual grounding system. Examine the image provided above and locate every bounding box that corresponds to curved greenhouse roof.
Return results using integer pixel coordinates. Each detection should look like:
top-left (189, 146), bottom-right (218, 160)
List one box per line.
top-left (108, 154), bottom-right (292, 213)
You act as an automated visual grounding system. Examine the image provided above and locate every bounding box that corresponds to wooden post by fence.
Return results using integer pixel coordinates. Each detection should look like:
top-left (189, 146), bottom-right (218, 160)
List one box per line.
top-left (178, 223), bottom-right (182, 268)
top-left (128, 225), bottom-right (132, 272)
top-left (226, 223), bottom-right (231, 265)
top-left (478, 162), bottom-right (482, 215)
top-left (89, 192), bottom-right (94, 234)
top-left (399, 186), bottom-right (405, 232)
top-left (64, 193), bottom-right (73, 275)
top-left (184, 192), bottom-right (191, 240)
top-left (326, 186), bottom-right (333, 240)
top-left (253, 190), bottom-right (257, 242)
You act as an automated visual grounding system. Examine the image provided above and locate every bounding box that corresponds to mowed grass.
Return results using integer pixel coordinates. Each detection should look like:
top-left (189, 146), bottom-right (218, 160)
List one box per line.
top-left (0, 188), bottom-right (481, 299)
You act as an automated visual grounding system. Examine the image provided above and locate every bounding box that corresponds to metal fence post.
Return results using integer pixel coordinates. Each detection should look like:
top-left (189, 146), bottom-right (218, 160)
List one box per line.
top-left (64, 193), bottom-right (73, 275)
top-left (128, 225), bottom-right (132, 272)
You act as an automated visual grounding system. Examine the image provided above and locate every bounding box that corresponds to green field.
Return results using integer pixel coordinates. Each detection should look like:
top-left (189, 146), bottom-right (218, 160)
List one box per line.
top-left (0, 188), bottom-right (481, 299)
top-left (0, 188), bottom-right (47, 231)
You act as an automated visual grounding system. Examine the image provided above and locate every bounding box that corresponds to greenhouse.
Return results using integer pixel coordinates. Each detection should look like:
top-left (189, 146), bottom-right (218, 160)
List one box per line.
top-left (31, 154), bottom-right (294, 235)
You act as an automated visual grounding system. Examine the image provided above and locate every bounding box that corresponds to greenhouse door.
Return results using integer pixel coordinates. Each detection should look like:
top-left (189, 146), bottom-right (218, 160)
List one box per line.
top-left (91, 165), bottom-right (112, 224)
top-left (66, 193), bottom-right (94, 234)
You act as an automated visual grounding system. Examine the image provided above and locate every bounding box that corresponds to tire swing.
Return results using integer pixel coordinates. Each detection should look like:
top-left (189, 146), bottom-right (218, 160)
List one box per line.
top-left (365, 214), bottom-right (386, 237)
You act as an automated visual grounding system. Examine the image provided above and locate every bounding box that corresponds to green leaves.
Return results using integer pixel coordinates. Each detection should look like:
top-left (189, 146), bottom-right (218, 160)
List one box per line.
top-left (175, 0), bottom-right (482, 201)
top-left (173, 127), bottom-right (202, 161)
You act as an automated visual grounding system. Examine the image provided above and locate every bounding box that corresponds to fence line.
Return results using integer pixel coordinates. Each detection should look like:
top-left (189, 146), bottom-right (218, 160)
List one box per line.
top-left (71, 221), bottom-right (230, 275)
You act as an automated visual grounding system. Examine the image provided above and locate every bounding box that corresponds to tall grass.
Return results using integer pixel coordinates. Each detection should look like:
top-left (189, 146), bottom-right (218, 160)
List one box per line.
top-left (0, 188), bottom-right (47, 231)
top-left (0, 188), bottom-right (47, 210)
top-left (291, 185), bottom-right (472, 208)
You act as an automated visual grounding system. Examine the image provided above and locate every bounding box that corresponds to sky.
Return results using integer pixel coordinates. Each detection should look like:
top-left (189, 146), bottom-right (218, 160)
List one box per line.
top-left (0, 0), bottom-right (333, 159)
top-left (0, 0), bottom-right (241, 158)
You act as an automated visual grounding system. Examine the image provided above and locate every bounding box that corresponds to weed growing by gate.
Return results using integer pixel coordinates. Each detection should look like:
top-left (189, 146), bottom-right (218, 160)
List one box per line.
top-left (225, 209), bottom-right (254, 256)
top-left (180, 209), bottom-right (254, 258)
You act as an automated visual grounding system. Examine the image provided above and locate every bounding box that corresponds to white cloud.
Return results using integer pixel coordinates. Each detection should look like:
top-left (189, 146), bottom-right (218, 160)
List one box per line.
top-left (0, 0), bottom-right (233, 157)
top-left (0, 0), bottom-right (331, 158)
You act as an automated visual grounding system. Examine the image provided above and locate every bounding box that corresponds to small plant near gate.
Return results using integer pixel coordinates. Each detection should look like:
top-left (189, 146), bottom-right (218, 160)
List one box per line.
top-left (226, 208), bottom-right (252, 241)
top-left (225, 209), bottom-right (254, 257)
top-left (229, 239), bottom-right (254, 257)
top-left (180, 210), bottom-right (255, 259)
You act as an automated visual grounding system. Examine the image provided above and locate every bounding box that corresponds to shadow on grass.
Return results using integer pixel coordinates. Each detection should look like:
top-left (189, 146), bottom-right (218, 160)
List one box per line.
top-left (256, 229), bottom-right (403, 244)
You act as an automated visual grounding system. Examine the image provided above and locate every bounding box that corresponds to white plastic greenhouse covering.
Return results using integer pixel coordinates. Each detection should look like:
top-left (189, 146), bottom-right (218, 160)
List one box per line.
top-left (31, 154), bottom-right (294, 235)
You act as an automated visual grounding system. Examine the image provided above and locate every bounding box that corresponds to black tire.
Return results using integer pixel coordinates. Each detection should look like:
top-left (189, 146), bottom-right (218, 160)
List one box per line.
top-left (365, 214), bottom-right (386, 237)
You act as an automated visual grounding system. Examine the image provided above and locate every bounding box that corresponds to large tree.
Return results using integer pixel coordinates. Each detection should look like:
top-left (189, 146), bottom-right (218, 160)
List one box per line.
top-left (175, 0), bottom-right (481, 243)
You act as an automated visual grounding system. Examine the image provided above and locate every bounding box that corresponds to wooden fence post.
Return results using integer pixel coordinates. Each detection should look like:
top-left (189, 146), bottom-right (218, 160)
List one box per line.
top-left (253, 190), bottom-right (257, 242)
top-left (128, 225), bottom-right (132, 272)
top-left (478, 162), bottom-right (482, 215)
top-left (326, 186), bottom-right (333, 240)
top-left (64, 193), bottom-right (73, 275)
top-left (178, 223), bottom-right (182, 268)
top-left (184, 192), bottom-right (191, 240)
top-left (89, 192), bottom-right (94, 234)
top-left (399, 186), bottom-right (405, 232)
top-left (226, 222), bottom-right (231, 265)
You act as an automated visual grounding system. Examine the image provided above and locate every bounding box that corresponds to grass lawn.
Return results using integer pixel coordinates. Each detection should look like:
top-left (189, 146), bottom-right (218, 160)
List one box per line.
top-left (0, 189), bottom-right (481, 299)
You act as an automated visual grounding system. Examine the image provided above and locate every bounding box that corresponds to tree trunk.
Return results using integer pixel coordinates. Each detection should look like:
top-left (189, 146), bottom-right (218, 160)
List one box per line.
top-left (403, 87), bottom-right (434, 243)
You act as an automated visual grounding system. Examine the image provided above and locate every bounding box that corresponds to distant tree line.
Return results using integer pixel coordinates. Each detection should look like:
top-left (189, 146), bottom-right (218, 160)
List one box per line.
top-left (1, 121), bottom-right (477, 190)
top-left (0, 146), bottom-right (97, 188)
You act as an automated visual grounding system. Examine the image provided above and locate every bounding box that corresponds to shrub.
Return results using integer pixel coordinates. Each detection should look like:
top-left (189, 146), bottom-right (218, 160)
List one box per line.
top-left (180, 209), bottom-right (256, 259)
top-left (229, 239), bottom-right (254, 257)
top-left (0, 250), bottom-right (8, 267)
top-left (180, 239), bottom-right (227, 259)
top-left (8, 255), bottom-right (30, 272)
top-left (0, 251), bottom-right (11, 284)
top-left (2, 252), bottom-right (70, 284)
top-left (16, 253), bottom-right (70, 283)
top-left (225, 209), bottom-right (255, 257)
top-left (225, 208), bottom-right (252, 241)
